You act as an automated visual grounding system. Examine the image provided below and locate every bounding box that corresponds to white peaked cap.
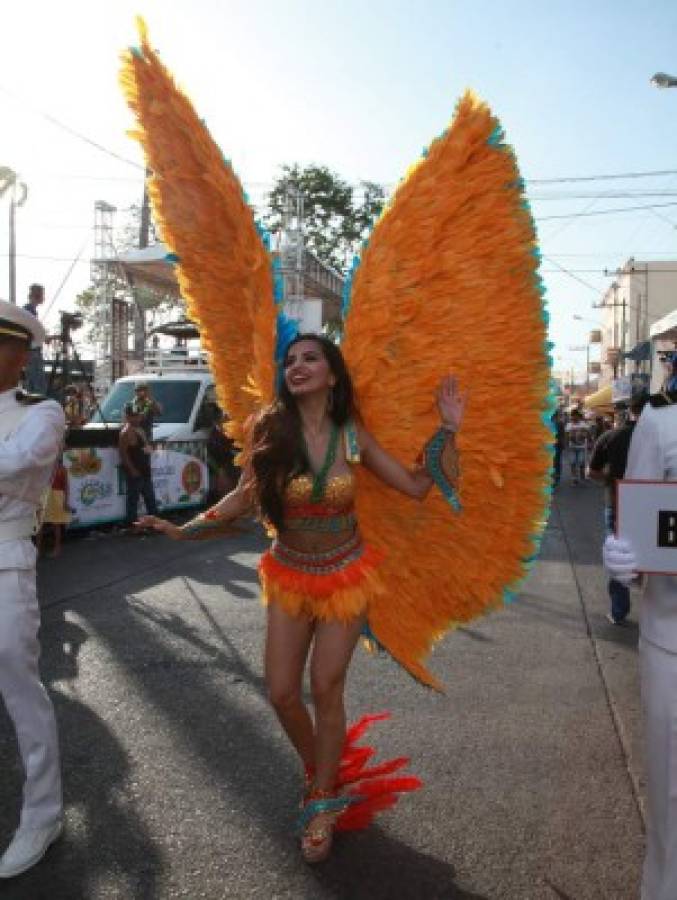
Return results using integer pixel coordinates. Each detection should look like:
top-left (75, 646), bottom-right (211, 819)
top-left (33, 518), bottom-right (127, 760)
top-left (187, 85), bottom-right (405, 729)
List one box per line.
top-left (0, 299), bottom-right (46, 347)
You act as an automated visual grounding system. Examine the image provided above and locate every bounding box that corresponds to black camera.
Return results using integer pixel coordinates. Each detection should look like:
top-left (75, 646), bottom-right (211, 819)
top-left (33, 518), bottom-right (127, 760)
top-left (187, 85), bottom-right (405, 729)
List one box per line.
top-left (60, 311), bottom-right (83, 332)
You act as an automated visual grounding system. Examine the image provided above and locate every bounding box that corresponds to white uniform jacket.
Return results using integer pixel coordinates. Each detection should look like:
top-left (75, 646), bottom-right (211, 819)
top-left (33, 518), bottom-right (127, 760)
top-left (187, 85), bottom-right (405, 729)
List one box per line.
top-left (625, 401), bottom-right (677, 653)
top-left (0, 387), bottom-right (66, 570)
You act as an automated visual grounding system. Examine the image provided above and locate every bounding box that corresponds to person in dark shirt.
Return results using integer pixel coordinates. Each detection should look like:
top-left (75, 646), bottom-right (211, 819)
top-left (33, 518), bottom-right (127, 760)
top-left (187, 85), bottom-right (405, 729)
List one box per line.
top-left (131, 382), bottom-right (162, 441)
top-left (22, 284), bottom-right (47, 394)
top-left (588, 393), bottom-right (647, 624)
top-left (551, 408), bottom-right (565, 487)
top-left (119, 403), bottom-right (159, 527)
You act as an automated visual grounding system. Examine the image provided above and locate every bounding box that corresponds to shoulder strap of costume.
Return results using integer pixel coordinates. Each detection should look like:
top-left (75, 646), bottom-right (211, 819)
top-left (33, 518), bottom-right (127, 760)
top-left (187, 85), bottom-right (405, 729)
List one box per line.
top-left (344, 419), bottom-right (361, 463)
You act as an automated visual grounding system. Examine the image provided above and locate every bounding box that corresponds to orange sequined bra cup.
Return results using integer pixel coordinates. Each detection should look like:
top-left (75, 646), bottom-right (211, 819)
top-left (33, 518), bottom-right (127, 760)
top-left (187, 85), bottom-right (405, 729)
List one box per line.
top-left (283, 472), bottom-right (357, 533)
top-left (258, 422), bottom-right (386, 622)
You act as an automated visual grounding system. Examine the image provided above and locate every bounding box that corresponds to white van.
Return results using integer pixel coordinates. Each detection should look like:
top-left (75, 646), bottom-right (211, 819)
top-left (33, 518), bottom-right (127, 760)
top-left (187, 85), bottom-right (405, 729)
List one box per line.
top-left (68, 352), bottom-right (222, 527)
top-left (86, 349), bottom-right (217, 441)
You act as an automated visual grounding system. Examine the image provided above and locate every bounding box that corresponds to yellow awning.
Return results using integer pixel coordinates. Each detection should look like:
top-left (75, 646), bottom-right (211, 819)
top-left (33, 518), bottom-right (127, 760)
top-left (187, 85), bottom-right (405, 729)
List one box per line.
top-left (583, 385), bottom-right (613, 409)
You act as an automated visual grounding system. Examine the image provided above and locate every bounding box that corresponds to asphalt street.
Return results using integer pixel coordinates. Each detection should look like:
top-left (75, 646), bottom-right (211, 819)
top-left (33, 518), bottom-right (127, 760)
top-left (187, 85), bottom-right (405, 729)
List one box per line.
top-left (0, 474), bottom-right (645, 900)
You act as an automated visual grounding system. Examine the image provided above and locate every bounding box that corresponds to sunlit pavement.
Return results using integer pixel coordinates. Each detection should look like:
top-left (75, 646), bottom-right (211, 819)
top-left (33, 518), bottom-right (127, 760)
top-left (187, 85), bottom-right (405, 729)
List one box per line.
top-left (0, 479), bottom-right (644, 900)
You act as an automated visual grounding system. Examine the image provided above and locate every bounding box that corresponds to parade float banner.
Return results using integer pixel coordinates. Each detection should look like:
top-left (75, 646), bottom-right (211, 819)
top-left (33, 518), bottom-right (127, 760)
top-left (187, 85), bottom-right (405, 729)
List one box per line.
top-left (64, 442), bottom-right (208, 527)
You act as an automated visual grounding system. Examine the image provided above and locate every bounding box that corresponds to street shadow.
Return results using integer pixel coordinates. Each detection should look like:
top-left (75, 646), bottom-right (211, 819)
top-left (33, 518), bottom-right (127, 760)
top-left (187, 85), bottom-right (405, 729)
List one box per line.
top-left (0, 608), bottom-right (163, 900)
top-left (54, 587), bottom-right (298, 849)
top-left (309, 825), bottom-right (487, 899)
top-left (591, 616), bottom-right (640, 650)
top-left (128, 584), bottom-right (268, 699)
top-left (40, 522), bottom-right (265, 611)
top-left (456, 626), bottom-right (493, 643)
top-left (510, 592), bottom-right (585, 636)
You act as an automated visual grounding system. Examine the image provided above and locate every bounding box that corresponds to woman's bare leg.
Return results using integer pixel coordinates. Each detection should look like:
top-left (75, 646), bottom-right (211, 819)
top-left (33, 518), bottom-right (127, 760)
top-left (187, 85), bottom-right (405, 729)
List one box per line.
top-left (310, 616), bottom-right (365, 791)
top-left (265, 601), bottom-right (316, 767)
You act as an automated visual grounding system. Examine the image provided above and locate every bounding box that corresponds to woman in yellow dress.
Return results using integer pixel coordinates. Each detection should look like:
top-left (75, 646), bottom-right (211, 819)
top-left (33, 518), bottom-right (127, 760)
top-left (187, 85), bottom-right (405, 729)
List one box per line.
top-left (40, 457), bottom-right (71, 558)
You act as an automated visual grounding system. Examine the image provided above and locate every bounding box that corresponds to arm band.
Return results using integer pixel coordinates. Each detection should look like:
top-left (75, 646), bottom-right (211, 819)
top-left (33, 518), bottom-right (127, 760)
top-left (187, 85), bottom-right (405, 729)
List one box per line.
top-left (421, 427), bottom-right (461, 511)
top-left (180, 508), bottom-right (234, 540)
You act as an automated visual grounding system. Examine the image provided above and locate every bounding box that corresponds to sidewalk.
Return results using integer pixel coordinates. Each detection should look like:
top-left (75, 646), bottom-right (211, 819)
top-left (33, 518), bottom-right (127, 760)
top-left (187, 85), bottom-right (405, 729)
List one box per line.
top-left (0, 482), bottom-right (645, 899)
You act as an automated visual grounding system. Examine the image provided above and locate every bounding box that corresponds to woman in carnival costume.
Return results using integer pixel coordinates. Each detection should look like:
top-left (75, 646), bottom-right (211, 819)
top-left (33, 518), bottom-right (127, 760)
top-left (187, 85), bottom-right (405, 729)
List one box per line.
top-left (121, 20), bottom-right (553, 864)
top-left (141, 333), bottom-right (464, 861)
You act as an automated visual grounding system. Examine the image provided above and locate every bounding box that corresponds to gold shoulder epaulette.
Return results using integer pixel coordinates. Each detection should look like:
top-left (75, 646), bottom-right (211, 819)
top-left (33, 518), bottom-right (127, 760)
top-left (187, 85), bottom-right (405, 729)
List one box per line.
top-left (15, 390), bottom-right (47, 406)
top-left (649, 390), bottom-right (677, 408)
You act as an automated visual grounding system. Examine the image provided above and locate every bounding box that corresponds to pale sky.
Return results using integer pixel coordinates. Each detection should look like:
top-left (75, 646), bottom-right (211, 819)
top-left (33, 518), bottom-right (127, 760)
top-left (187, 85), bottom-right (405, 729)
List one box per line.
top-left (2, 0), bottom-right (677, 376)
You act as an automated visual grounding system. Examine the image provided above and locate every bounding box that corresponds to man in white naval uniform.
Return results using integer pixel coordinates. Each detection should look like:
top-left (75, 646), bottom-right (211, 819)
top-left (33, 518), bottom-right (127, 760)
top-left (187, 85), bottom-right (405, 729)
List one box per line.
top-left (604, 389), bottom-right (677, 900)
top-left (0, 299), bottom-right (65, 878)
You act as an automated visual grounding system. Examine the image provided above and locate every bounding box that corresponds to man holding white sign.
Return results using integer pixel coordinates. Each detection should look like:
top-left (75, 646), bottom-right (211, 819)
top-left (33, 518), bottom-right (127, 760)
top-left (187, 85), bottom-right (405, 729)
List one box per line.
top-left (605, 390), bottom-right (677, 900)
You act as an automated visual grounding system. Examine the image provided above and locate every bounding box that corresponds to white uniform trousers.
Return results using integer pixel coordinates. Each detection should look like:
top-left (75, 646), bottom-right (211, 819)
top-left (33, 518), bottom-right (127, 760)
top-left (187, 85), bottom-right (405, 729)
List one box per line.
top-left (0, 568), bottom-right (62, 828)
top-left (640, 636), bottom-right (677, 900)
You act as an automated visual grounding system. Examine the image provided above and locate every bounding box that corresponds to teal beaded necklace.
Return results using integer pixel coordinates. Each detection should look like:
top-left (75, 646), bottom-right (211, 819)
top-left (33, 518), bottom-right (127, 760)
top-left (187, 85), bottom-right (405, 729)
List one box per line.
top-left (302, 423), bottom-right (340, 503)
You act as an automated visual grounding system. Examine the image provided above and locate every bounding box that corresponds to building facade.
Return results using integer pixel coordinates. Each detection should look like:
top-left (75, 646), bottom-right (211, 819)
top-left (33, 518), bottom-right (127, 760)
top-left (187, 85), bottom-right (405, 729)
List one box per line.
top-left (598, 258), bottom-right (677, 386)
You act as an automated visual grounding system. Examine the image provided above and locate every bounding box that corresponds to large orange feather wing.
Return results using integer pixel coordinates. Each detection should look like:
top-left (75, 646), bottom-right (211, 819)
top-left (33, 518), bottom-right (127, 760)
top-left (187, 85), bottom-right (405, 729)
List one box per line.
top-left (119, 19), bottom-right (277, 449)
top-left (342, 92), bottom-right (552, 690)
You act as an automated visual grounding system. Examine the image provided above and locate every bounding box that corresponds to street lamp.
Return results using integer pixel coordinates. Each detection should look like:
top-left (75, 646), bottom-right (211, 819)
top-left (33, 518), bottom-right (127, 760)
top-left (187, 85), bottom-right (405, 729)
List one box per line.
top-left (651, 72), bottom-right (677, 88)
top-left (0, 167), bottom-right (28, 304)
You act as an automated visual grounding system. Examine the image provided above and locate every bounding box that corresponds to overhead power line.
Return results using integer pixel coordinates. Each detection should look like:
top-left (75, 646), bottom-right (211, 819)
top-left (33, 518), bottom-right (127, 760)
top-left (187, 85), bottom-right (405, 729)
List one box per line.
top-left (535, 201), bottom-right (677, 222)
top-left (0, 84), bottom-right (144, 171)
top-left (527, 168), bottom-right (677, 185)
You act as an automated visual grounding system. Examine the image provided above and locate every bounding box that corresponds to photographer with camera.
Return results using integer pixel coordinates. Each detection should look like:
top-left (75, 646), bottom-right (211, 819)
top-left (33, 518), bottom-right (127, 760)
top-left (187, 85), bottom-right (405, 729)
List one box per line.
top-left (22, 284), bottom-right (48, 395)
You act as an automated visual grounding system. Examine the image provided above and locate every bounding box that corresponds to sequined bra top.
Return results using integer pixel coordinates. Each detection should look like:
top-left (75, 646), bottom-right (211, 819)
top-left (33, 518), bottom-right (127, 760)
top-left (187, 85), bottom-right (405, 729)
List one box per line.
top-left (282, 423), bottom-right (360, 534)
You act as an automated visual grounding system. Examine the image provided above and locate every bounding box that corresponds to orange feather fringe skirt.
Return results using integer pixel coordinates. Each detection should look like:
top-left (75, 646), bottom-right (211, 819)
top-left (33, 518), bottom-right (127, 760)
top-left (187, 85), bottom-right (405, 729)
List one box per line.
top-left (259, 534), bottom-right (385, 622)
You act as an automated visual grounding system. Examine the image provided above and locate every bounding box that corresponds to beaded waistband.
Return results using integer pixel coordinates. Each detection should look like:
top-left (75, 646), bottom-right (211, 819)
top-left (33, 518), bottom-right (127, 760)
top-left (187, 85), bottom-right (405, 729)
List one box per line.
top-left (270, 533), bottom-right (364, 574)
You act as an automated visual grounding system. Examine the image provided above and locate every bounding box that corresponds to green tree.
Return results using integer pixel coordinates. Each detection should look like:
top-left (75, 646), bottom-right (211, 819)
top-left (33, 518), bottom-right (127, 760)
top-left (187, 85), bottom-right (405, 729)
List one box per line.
top-left (266, 165), bottom-right (385, 274)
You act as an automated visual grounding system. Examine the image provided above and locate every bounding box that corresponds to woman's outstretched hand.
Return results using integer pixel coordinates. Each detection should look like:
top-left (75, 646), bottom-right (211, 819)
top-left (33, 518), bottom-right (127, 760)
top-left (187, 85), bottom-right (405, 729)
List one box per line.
top-left (436, 375), bottom-right (467, 433)
top-left (136, 515), bottom-right (183, 540)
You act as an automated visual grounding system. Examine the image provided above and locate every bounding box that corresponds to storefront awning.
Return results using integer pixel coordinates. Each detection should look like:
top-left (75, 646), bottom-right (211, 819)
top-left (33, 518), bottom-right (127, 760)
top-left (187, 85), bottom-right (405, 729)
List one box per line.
top-left (583, 384), bottom-right (613, 410)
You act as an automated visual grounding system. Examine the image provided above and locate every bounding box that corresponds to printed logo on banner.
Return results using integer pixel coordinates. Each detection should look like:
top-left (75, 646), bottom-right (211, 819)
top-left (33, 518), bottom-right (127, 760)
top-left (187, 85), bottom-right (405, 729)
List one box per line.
top-left (80, 481), bottom-right (113, 507)
top-left (181, 461), bottom-right (202, 497)
top-left (66, 448), bottom-right (102, 477)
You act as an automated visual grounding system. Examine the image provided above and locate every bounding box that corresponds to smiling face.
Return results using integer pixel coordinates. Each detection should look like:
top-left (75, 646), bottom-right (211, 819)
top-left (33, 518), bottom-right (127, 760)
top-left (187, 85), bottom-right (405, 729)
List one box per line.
top-left (283, 339), bottom-right (336, 399)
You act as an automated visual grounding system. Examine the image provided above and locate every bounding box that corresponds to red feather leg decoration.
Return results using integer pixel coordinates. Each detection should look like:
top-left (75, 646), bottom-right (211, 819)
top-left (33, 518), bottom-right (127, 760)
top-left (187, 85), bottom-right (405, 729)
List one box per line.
top-left (333, 714), bottom-right (422, 832)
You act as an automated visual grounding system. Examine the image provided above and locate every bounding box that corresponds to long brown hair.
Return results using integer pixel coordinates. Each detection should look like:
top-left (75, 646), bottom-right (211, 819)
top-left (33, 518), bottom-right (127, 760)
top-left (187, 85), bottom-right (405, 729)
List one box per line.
top-left (250, 334), bottom-right (356, 530)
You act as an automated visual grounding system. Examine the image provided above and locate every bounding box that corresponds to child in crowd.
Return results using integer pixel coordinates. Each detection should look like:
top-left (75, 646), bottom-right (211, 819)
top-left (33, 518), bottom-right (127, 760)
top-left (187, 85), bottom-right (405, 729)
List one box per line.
top-left (40, 457), bottom-right (71, 557)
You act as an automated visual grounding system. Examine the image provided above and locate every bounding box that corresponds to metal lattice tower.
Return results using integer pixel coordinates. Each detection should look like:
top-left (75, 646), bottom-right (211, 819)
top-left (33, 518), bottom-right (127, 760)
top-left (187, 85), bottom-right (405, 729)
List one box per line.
top-left (91, 201), bottom-right (117, 382)
top-left (279, 190), bottom-right (305, 317)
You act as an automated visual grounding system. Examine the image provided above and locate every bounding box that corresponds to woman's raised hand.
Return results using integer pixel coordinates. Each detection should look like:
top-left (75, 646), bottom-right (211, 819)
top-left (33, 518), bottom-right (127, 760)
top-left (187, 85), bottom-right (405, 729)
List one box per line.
top-left (436, 375), bottom-right (468, 433)
top-left (136, 515), bottom-right (183, 540)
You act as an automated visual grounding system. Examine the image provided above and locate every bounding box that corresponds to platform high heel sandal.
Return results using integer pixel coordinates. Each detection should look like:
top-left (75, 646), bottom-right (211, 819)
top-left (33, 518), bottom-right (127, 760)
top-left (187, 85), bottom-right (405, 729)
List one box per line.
top-left (298, 789), bottom-right (351, 864)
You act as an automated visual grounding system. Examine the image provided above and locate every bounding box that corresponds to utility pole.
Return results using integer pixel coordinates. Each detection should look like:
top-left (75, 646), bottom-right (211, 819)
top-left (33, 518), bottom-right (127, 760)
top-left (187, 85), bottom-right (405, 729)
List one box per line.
top-left (134, 169), bottom-right (152, 361)
top-left (139, 170), bottom-right (151, 249)
top-left (621, 292), bottom-right (627, 377)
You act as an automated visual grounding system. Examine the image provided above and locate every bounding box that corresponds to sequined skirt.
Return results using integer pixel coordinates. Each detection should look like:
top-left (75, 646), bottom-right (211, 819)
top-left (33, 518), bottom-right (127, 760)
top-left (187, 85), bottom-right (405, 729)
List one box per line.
top-left (259, 534), bottom-right (385, 622)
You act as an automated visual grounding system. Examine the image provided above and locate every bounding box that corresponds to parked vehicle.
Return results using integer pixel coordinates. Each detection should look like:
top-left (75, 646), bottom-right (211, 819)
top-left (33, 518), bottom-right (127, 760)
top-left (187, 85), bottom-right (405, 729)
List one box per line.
top-left (67, 351), bottom-right (222, 528)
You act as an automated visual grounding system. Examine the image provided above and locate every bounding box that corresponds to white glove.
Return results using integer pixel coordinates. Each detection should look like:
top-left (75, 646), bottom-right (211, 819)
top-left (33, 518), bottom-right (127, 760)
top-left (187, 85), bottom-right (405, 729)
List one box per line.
top-left (603, 535), bottom-right (639, 585)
